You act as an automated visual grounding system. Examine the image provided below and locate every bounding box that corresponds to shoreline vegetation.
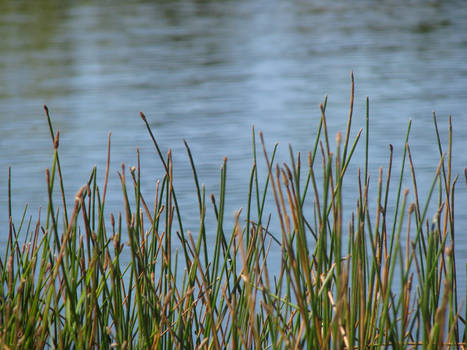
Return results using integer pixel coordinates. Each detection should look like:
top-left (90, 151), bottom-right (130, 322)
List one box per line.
top-left (1, 79), bottom-right (466, 348)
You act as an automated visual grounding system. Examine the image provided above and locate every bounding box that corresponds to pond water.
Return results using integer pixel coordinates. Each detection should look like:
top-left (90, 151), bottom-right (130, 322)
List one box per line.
top-left (1, 0), bottom-right (466, 288)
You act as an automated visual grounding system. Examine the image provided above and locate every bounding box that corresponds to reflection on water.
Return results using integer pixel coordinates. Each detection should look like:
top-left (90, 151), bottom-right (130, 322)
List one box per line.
top-left (1, 0), bottom-right (466, 278)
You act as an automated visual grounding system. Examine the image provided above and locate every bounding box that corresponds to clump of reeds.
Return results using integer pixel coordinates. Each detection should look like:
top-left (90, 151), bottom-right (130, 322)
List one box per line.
top-left (1, 77), bottom-right (466, 349)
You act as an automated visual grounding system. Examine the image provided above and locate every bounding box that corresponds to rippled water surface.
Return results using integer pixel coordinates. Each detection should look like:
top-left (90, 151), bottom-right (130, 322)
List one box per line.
top-left (1, 0), bottom-right (466, 280)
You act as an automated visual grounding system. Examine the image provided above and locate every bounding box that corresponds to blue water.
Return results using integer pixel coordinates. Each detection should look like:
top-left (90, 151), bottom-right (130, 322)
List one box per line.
top-left (1, 0), bottom-right (466, 289)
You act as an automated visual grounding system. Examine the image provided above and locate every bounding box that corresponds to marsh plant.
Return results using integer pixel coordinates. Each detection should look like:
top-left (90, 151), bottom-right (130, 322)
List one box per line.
top-left (1, 77), bottom-right (465, 349)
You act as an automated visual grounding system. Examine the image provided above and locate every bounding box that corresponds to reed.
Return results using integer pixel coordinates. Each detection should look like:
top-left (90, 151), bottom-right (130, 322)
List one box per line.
top-left (1, 78), bottom-right (465, 349)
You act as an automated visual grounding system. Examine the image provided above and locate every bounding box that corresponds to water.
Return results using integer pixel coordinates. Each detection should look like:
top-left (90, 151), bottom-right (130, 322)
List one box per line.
top-left (1, 1), bottom-right (466, 285)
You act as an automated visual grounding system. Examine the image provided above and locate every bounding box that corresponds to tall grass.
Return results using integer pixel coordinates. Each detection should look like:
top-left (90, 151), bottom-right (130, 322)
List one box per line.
top-left (1, 78), bottom-right (466, 349)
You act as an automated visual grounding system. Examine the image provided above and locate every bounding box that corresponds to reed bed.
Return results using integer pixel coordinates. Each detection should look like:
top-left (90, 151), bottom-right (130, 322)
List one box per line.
top-left (1, 79), bottom-right (466, 349)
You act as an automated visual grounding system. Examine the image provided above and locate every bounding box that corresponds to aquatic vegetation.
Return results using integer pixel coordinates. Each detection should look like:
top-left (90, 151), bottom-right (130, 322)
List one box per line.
top-left (1, 78), bottom-right (465, 349)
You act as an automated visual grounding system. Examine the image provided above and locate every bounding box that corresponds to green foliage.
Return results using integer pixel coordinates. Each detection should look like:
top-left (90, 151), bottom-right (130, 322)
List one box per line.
top-left (1, 78), bottom-right (465, 349)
